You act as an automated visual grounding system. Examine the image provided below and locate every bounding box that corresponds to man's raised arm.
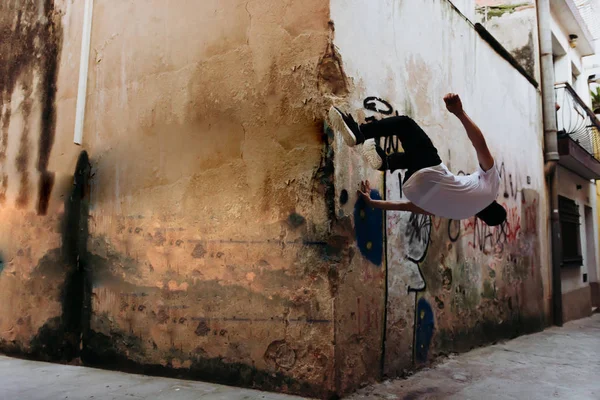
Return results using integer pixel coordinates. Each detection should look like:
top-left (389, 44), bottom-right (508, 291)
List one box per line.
top-left (444, 93), bottom-right (495, 171)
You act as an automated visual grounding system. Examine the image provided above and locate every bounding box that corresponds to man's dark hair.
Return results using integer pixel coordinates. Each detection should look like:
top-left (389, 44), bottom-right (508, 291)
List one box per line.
top-left (476, 201), bottom-right (507, 227)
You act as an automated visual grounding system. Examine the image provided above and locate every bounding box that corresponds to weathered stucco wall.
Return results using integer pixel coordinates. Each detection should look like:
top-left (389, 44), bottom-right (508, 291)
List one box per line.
top-left (0, 0), bottom-right (374, 398)
top-left (0, 0), bottom-right (88, 360)
top-left (331, 0), bottom-right (548, 377)
top-left (80, 0), bottom-right (348, 398)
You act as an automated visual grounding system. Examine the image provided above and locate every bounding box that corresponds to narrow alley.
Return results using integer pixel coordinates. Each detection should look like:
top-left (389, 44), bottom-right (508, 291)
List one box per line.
top-left (348, 314), bottom-right (600, 400)
top-left (2, 0), bottom-right (600, 399)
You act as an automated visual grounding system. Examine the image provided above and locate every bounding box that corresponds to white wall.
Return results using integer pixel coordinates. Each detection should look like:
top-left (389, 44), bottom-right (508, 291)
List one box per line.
top-left (551, 8), bottom-right (590, 103)
top-left (331, 0), bottom-right (547, 372)
top-left (452, 0), bottom-right (476, 21)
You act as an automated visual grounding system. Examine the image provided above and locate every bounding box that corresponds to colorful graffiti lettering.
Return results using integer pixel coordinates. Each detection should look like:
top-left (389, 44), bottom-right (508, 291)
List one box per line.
top-left (442, 196), bottom-right (538, 256)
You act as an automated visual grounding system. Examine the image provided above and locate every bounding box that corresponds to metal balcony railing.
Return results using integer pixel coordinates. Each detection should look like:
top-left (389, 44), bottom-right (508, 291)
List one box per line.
top-left (555, 82), bottom-right (600, 161)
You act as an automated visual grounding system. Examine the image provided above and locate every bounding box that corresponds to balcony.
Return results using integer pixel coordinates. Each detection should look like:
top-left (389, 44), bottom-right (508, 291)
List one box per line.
top-left (555, 82), bottom-right (600, 180)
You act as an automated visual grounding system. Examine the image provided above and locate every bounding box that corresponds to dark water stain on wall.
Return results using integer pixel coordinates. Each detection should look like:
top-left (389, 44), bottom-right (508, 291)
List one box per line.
top-left (0, 0), bottom-right (62, 213)
top-left (81, 328), bottom-right (330, 399)
top-left (435, 314), bottom-right (545, 354)
top-left (15, 84), bottom-right (33, 208)
top-left (0, 107), bottom-right (11, 203)
top-left (1, 151), bottom-right (92, 362)
top-left (37, 0), bottom-right (62, 215)
top-left (512, 32), bottom-right (535, 79)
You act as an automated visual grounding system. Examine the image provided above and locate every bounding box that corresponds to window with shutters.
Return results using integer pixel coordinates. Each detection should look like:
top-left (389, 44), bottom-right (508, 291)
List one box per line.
top-left (559, 196), bottom-right (583, 267)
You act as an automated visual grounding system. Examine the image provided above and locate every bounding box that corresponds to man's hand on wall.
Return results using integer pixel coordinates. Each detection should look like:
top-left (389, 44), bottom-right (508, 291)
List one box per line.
top-left (357, 180), bottom-right (373, 204)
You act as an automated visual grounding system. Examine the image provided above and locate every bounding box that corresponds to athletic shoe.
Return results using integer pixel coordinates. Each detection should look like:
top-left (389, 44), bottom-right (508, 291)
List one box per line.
top-left (328, 107), bottom-right (362, 146)
top-left (362, 139), bottom-right (384, 170)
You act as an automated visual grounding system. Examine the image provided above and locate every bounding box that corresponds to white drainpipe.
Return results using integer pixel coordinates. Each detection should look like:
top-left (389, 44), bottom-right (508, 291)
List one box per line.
top-left (74, 0), bottom-right (94, 145)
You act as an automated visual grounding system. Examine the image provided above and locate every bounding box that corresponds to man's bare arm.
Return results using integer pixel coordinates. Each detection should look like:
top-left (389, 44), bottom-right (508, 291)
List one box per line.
top-left (444, 94), bottom-right (495, 171)
top-left (357, 180), bottom-right (432, 215)
top-left (368, 199), bottom-right (432, 215)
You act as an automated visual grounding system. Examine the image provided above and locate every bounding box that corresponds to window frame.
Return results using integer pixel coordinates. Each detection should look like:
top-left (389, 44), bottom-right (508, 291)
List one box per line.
top-left (559, 195), bottom-right (583, 268)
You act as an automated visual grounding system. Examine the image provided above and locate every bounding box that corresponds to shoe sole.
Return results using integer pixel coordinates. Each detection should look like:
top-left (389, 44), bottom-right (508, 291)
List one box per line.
top-left (362, 139), bottom-right (383, 170)
top-left (328, 107), bottom-right (357, 146)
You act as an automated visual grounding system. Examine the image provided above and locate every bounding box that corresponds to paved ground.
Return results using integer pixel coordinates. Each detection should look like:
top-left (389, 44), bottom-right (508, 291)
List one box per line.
top-left (0, 356), bottom-right (307, 400)
top-left (1, 315), bottom-right (599, 399)
top-left (348, 314), bottom-right (600, 400)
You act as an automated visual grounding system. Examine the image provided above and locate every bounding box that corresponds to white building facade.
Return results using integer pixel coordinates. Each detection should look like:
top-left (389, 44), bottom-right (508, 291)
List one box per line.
top-left (477, 0), bottom-right (600, 321)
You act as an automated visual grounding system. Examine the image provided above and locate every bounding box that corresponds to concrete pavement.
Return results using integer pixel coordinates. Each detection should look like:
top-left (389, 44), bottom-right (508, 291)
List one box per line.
top-left (348, 314), bottom-right (600, 400)
top-left (1, 315), bottom-right (599, 399)
top-left (0, 356), bottom-right (309, 400)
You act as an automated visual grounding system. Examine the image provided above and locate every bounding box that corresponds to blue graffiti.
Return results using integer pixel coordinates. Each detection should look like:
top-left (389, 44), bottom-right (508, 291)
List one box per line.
top-left (415, 298), bottom-right (434, 363)
top-left (354, 189), bottom-right (384, 266)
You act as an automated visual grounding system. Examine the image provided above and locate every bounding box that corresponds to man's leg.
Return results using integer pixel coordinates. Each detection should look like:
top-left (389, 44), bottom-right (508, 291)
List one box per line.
top-left (359, 116), bottom-right (425, 152)
top-left (328, 107), bottom-right (424, 148)
top-left (327, 107), bottom-right (441, 172)
top-left (360, 116), bottom-right (442, 174)
top-left (365, 140), bottom-right (410, 172)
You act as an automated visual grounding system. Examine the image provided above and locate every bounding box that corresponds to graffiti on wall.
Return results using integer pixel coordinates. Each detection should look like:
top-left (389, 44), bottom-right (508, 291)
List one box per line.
top-left (360, 95), bottom-right (541, 366)
top-left (415, 298), bottom-right (434, 363)
top-left (363, 97), bottom-right (403, 156)
top-left (443, 190), bottom-right (538, 255)
top-left (354, 189), bottom-right (384, 266)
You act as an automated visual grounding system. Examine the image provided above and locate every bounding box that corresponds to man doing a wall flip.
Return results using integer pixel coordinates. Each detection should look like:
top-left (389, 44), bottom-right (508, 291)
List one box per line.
top-left (328, 93), bottom-right (506, 227)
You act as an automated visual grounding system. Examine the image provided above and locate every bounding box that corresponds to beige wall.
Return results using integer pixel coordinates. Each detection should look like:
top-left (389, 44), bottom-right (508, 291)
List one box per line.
top-left (83, 0), bottom-right (344, 397)
top-left (0, 0), bottom-right (357, 397)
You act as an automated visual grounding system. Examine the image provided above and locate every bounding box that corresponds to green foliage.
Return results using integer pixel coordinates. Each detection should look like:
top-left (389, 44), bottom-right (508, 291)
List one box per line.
top-left (591, 87), bottom-right (600, 113)
top-left (477, 3), bottom-right (530, 19)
